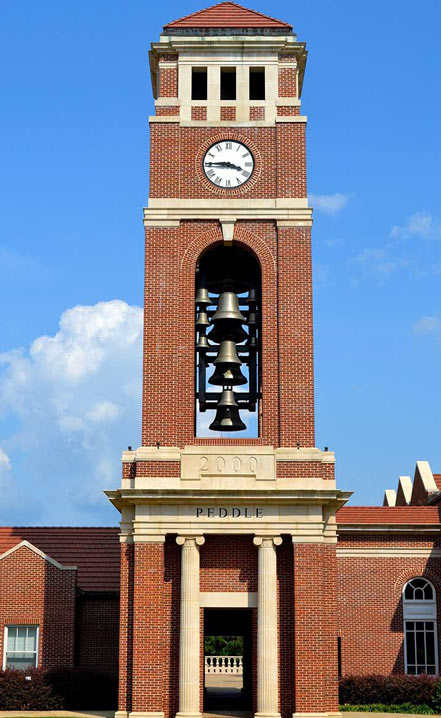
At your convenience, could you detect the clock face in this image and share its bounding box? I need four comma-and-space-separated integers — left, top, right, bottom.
203, 140, 255, 189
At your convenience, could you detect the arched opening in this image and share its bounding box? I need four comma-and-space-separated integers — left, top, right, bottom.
195, 243, 261, 436
403, 577, 438, 675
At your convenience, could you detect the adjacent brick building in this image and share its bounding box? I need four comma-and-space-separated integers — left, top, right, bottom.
1, 4, 440, 718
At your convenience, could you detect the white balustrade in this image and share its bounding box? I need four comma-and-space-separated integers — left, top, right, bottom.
204, 655, 243, 675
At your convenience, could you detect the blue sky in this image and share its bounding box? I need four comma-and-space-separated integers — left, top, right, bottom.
0, 0, 440, 525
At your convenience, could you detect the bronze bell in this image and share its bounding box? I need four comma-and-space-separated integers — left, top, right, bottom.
209, 389, 246, 432
214, 339, 241, 366
211, 292, 245, 323
209, 292, 247, 343
209, 340, 246, 386
195, 288, 211, 306
247, 335, 258, 349
196, 311, 210, 328
247, 311, 257, 327
247, 288, 258, 303
209, 365, 247, 386
196, 334, 209, 350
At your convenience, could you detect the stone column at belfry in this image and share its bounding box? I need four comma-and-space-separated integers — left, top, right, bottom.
176, 536, 205, 718
254, 536, 283, 718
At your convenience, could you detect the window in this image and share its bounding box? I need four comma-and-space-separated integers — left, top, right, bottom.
249, 67, 265, 100
221, 67, 236, 100
3, 626, 39, 670
192, 68, 207, 101
403, 578, 438, 675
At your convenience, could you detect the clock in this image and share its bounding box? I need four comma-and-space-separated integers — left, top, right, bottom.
202, 140, 255, 189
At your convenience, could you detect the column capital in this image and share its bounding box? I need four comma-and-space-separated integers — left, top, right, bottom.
253, 535, 283, 547
176, 535, 205, 546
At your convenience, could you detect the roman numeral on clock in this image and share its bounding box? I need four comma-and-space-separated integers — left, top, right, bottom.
225, 179, 231, 187
214, 176, 222, 185
225, 142, 232, 149
215, 144, 222, 152
207, 169, 215, 177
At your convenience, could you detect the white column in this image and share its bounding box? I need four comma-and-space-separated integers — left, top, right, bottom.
176, 535, 205, 718
253, 536, 282, 718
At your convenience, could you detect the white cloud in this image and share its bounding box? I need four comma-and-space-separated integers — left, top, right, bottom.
390, 211, 441, 240
0, 448, 11, 483
309, 193, 350, 216
352, 247, 409, 277
413, 316, 441, 336
0, 300, 143, 524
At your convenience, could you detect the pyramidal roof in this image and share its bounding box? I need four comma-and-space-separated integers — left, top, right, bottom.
163, 2, 292, 31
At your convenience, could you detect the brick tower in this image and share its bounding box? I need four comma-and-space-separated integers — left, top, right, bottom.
107, 4, 350, 718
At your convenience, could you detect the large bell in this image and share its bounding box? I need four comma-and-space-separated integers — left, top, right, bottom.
196, 311, 210, 328
209, 389, 246, 432
209, 365, 247, 386
208, 340, 246, 386
209, 292, 247, 343
211, 292, 245, 323
195, 288, 211, 306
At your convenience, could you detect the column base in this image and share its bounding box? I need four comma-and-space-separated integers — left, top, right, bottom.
127, 713, 165, 718
176, 712, 202, 718
255, 713, 281, 718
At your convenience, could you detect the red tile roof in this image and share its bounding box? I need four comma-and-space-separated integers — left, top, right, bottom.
337, 506, 441, 525
164, 2, 292, 30
0, 527, 120, 592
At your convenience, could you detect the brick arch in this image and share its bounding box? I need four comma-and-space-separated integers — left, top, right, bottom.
394, 568, 441, 596
179, 223, 276, 278
178, 222, 280, 447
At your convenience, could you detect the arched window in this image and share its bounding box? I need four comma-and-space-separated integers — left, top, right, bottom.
403, 578, 438, 675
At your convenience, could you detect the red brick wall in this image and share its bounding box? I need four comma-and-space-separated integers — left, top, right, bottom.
0, 545, 76, 670
220, 106, 236, 121
142, 220, 314, 448
75, 596, 119, 675
159, 67, 178, 98
148, 125, 307, 199
337, 535, 441, 676
293, 543, 339, 712
191, 106, 207, 121
200, 535, 257, 592
278, 66, 297, 97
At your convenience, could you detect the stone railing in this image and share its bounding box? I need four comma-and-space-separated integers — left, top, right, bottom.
205, 655, 243, 675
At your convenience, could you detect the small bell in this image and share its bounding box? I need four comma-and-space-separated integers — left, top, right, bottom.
195, 288, 211, 306
196, 311, 210, 328
247, 288, 258, 303
247, 311, 257, 327
196, 334, 209, 350
247, 335, 258, 349
209, 389, 246, 432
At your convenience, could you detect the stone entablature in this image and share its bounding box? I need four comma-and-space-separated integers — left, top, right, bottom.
107, 445, 348, 545
120, 445, 335, 489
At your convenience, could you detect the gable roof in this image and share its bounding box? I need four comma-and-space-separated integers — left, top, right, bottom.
337, 506, 441, 526
0, 527, 120, 592
164, 2, 292, 30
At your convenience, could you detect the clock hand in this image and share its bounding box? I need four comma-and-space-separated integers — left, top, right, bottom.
205, 161, 244, 171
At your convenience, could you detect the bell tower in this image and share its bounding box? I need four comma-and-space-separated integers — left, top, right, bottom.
108, 4, 350, 718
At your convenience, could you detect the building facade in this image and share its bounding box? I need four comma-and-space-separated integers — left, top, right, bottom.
1, 4, 441, 718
